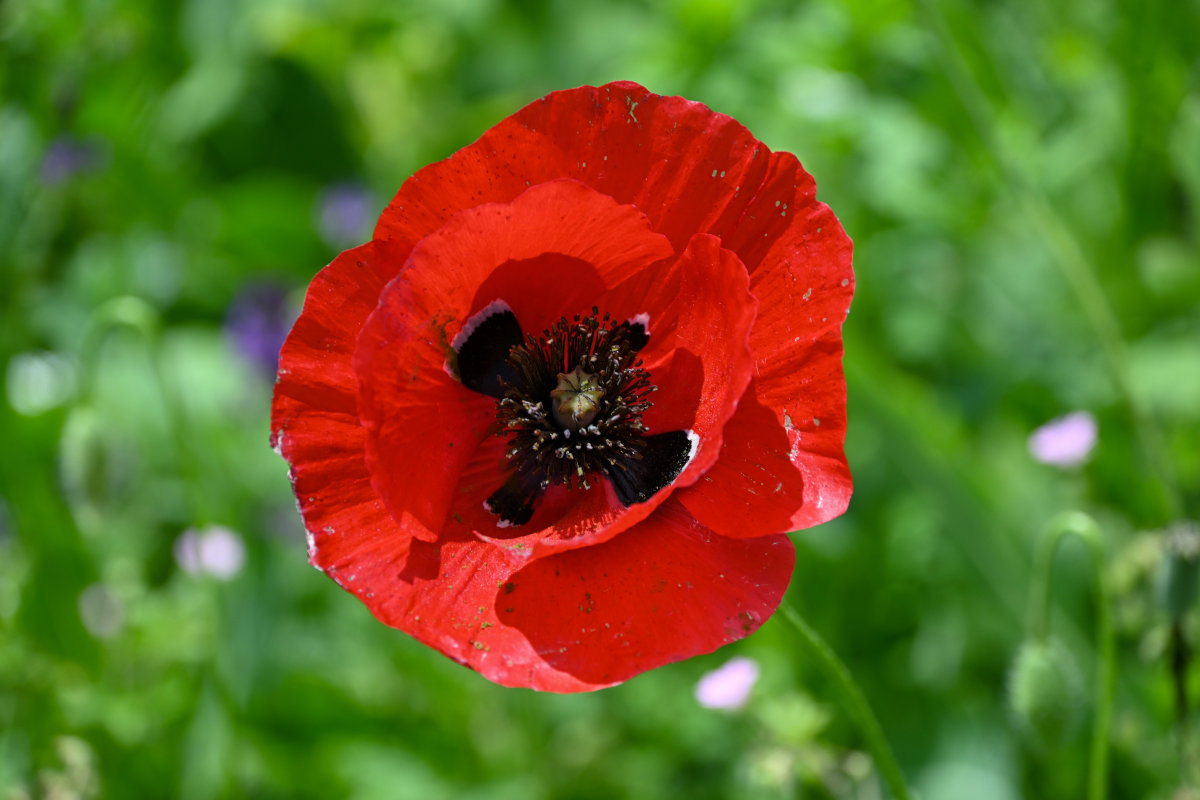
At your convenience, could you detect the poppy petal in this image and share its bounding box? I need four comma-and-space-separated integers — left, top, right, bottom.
310, 499, 792, 692
677, 160, 854, 535
440, 232, 757, 562
270, 242, 441, 545
442, 429, 633, 549
484, 468, 543, 528
374, 82, 832, 274
354, 179, 675, 537
496, 497, 795, 688
309, 522, 601, 692
596, 233, 757, 489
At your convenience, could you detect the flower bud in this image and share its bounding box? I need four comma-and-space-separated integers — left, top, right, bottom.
1008, 638, 1084, 750
1157, 522, 1200, 620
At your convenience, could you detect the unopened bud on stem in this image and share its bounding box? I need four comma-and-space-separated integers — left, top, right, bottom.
1008, 638, 1084, 751
1158, 521, 1200, 620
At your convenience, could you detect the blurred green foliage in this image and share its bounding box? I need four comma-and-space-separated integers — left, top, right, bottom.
2, 0, 1198, 797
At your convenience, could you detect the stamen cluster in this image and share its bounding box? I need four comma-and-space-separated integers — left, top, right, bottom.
497, 308, 655, 491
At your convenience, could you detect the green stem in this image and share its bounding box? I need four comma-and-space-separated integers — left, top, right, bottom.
79, 296, 161, 396
779, 601, 910, 800
1030, 512, 1115, 800
79, 296, 211, 523
916, 0, 1179, 521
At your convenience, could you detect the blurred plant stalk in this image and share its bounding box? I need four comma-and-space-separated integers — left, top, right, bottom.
918, 0, 1182, 524
1026, 512, 1115, 800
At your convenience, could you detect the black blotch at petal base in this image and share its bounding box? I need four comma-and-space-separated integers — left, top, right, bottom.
607, 430, 693, 507
614, 318, 650, 352
456, 305, 524, 398
485, 470, 542, 528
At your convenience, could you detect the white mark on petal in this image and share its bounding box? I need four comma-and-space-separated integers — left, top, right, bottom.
483, 498, 514, 528
628, 312, 651, 336
684, 429, 701, 467
451, 299, 513, 352
446, 299, 515, 379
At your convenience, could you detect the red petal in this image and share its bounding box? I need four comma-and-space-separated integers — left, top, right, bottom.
354, 180, 675, 538
436, 431, 635, 558
496, 497, 795, 688
374, 82, 846, 278
601, 233, 757, 488
311, 521, 602, 692
270, 242, 436, 545
312, 497, 792, 692
369, 85, 854, 534
434, 232, 757, 562
277, 82, 853, 691
677, 154, 854, 535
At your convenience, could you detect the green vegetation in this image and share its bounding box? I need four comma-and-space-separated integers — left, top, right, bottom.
2, 0, 1197, 797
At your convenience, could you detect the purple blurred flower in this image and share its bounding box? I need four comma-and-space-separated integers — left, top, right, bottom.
695, 656, 760, 710
1028, 411, 1098, 467
316, 182, 376, 249
41, 136, 107, 185
174, 525, 246, 580
225, 282, 296, 377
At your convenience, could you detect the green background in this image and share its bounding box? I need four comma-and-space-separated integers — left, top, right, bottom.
2, 0, 1198, 797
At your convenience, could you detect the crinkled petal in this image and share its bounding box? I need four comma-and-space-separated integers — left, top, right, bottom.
599, 233, 756, 488
678, 157, 854, 534
440, 232, 757, 562
374, 82, 839, 278
313, 497, 792, 692
495, 497, 795, 688
370, 84, 853, 532
354, 180, 676, 541
275, 82, 853, 695
270, 242, 431, 544
309, 517, 599, 692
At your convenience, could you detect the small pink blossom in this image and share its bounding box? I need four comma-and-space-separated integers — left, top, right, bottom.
175, 525, 246, 580
695, 656, 760, 710
1028, 411, 1097, 467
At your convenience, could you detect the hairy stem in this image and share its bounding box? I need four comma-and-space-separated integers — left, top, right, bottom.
1030, 511, 1115, 800
779, 601, 910, 800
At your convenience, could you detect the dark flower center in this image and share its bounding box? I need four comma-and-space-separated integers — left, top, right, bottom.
459, 304, 696, 528
496, 308, 656, 494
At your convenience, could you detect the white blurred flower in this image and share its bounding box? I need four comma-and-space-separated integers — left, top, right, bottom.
78, 583, 124, 639
695, 656, 760, 710
1028, 411, 1097, 467
174, 524, 246, 580
5, 351, 76, 415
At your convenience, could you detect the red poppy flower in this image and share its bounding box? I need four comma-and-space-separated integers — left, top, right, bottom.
271, 81, 853, 692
